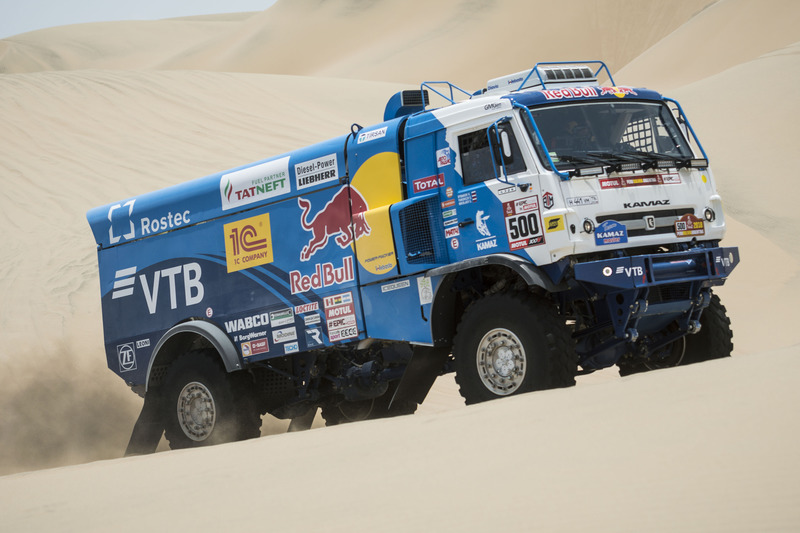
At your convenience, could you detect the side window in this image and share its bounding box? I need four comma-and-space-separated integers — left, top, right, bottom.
458, 123, 527, 185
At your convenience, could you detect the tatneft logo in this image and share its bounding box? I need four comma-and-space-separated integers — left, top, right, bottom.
220, 157, 290, 211
110, 262, 204, 315
224, 213, 273, 273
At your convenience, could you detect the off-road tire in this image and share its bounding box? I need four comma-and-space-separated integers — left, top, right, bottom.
320, 382, 417, 426
681, 292, 733, 365
163, 350, 261, 449
453, 292, 576, 405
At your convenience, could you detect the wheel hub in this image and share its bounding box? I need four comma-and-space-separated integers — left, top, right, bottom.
477, 328, 526, 395
177, 381, 216, 441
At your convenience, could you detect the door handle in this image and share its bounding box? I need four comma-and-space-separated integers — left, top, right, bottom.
459, 219, 474, 228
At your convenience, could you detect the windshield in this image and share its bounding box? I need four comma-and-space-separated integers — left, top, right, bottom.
522, 101, 693, 171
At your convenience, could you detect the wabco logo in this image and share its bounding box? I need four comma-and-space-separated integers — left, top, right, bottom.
224, 213, 273, 273
298, 186, 370, 262
624, 200, 670, 209
224, 312, 269, 334
111, 263, 204, 315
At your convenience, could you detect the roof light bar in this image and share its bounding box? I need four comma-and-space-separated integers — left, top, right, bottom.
676, 158, 709, 170
614, 162, 641, 173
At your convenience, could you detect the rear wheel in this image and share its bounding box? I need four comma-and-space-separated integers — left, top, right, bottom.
163, 350, 261, 449
453, 292, 576, 405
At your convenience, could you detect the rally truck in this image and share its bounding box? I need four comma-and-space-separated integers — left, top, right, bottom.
87, 61, 738, 453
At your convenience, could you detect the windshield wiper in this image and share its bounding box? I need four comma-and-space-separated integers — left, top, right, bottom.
586, 151, 647, 172
555, 154, 609, 177
620, 149, 687, 171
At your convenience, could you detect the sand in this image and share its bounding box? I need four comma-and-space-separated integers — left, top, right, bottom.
1, 0, 798, 530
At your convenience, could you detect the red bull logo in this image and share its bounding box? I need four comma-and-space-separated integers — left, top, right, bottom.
542, 87, 598, 100
297, 186, 370, 261
600, 86, 637, 98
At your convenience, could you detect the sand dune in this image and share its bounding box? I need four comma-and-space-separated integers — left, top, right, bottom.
3, 347, 798, 532
1, 0, 799, 530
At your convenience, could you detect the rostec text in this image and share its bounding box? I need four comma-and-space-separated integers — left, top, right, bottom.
141, 210, 191, 236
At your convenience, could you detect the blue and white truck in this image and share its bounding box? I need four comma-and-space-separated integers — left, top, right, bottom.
87, 62, 738, 453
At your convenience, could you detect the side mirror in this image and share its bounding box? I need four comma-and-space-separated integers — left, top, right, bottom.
500, 130, 513, 159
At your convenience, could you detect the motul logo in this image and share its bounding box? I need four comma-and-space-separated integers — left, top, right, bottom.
623, 200, 670, 209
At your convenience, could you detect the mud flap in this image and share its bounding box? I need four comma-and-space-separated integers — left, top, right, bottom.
389, 346, 450, 409
287, 407, 318, 432
124, 390, 164, 456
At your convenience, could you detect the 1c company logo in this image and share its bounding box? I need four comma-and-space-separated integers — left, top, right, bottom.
224, 213, 274, 273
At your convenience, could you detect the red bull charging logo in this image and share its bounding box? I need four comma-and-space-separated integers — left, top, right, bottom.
600, 86, 637, 98
297, 186, 371, 261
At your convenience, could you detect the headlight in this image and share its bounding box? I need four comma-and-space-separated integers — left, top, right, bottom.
703, 207, 715, 222
583, 219, 595, 233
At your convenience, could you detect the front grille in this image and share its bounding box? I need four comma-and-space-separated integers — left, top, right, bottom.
650, 283, 691, 303
597, 208, 694, 238
398, 196, 448, 265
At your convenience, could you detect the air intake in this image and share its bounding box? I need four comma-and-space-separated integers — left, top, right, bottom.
384, 90, 430, 121
484, 61, 612, 95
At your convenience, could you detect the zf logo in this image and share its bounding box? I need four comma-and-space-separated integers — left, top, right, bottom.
111, 262, 204, 315
117, 343, 137, 372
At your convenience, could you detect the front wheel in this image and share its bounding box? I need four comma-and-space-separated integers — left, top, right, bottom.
453, 292, 576, 405
163, 350, 261, 449
681, 292, 733, 365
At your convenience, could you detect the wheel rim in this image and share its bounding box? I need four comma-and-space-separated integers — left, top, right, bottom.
644, 336, 686, 371
476, 328, 526, 396
176, 381, 217, 441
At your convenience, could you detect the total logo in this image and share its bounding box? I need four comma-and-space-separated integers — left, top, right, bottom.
111, 262, 204, 315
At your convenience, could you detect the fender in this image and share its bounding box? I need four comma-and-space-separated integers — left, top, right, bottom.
145, 320, 242, 392
426, 253, 568, 293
